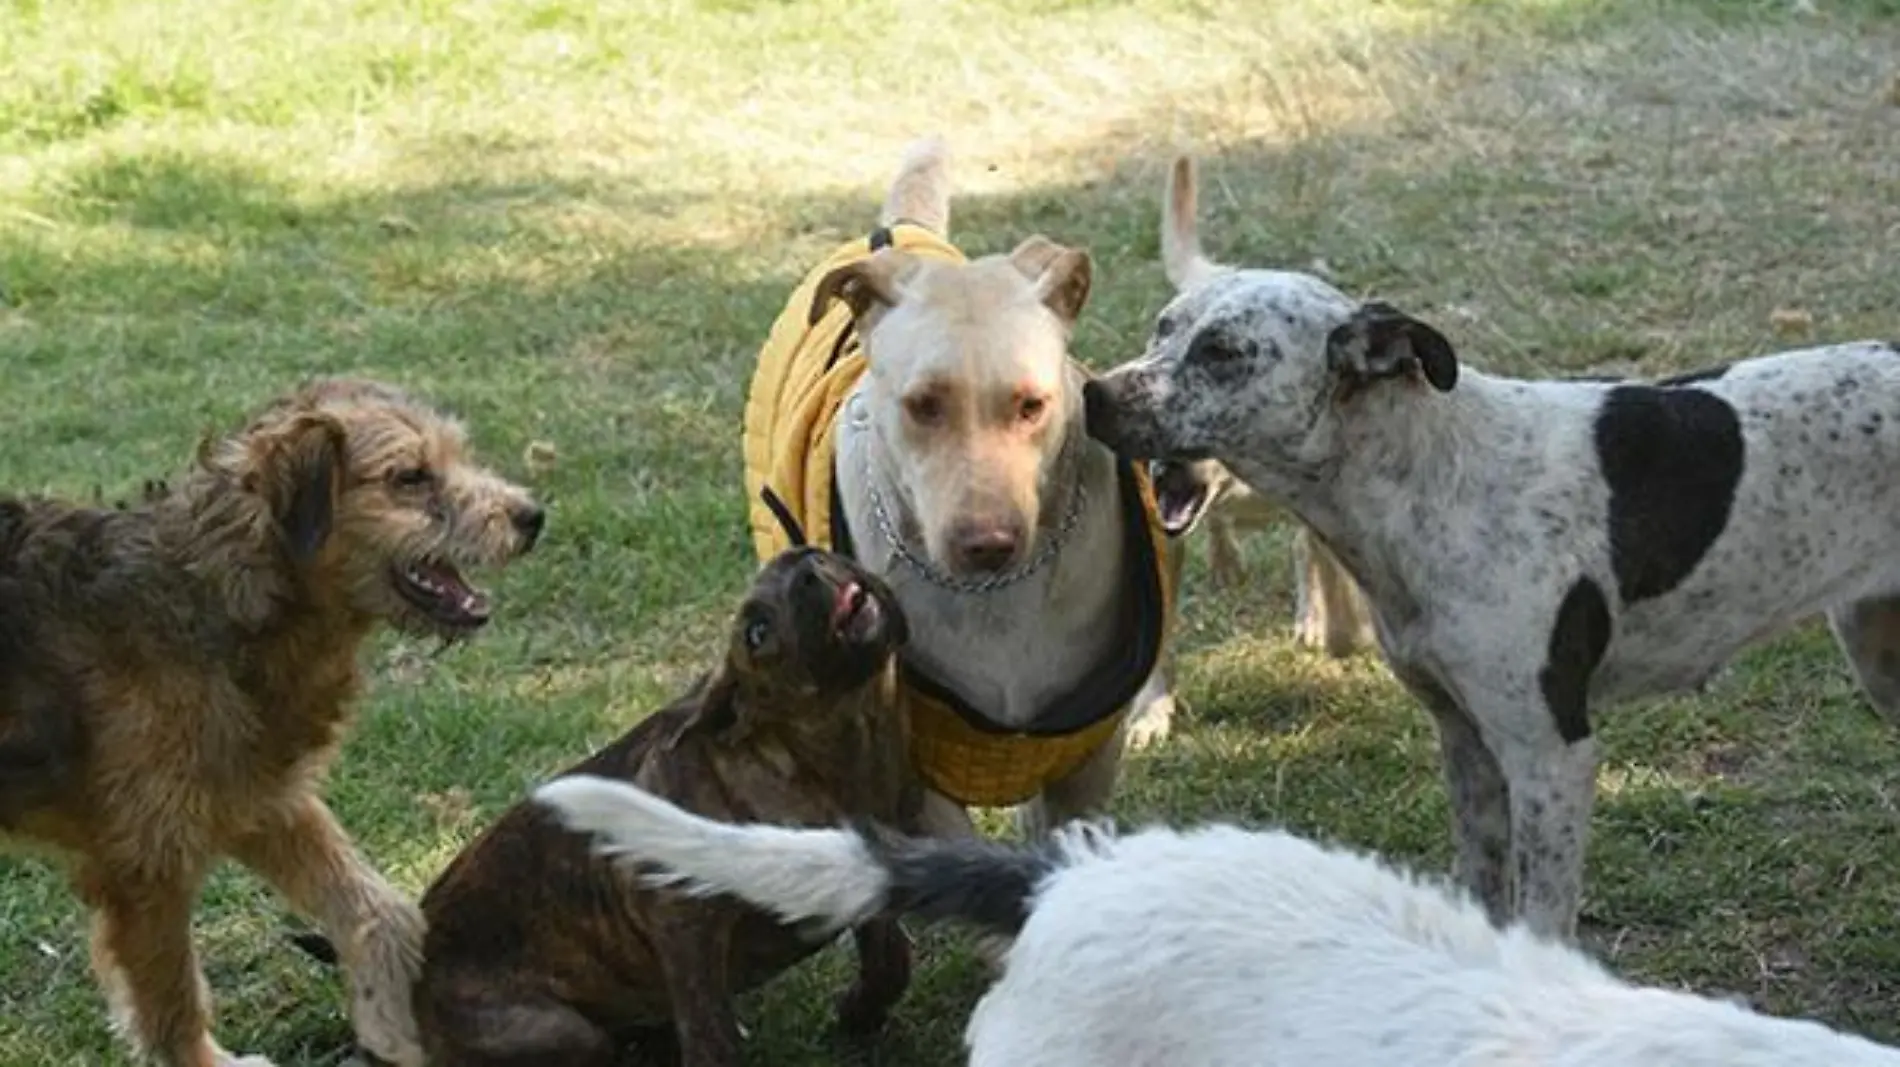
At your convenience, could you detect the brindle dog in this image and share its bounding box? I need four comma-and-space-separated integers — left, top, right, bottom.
411, 494, 920, 1067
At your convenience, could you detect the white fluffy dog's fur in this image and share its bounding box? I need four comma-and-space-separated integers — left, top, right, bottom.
535, 774, 1900, 1067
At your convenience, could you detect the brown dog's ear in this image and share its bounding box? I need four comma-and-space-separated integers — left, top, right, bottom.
1326, 301, 1458, 393
1010, 235, 1093, 325
807, 249, 912, 326
249, 413, 348, 563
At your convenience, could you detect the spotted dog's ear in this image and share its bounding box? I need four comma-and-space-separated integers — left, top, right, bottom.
808, 249, 913, 326
1326, 302, 1458, 393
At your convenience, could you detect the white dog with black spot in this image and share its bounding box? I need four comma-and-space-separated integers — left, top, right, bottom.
534, 774, 1900, 1067
1081, 154, 1900, 940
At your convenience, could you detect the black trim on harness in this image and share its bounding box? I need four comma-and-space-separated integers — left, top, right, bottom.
827, 460, 1165, 739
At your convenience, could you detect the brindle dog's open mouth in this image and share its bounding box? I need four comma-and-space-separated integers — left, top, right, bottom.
391, 559, 492, 632
830, 579, 883, 644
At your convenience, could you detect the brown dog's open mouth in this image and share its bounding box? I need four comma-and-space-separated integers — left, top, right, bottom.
392, 560, 492, 631
831, 579, 883, 643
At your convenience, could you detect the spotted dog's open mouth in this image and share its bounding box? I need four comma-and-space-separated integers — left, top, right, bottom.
830, 579, 883, 643
391, 560, 492, 632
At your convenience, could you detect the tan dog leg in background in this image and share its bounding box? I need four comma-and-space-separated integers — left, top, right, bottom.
1206, 514, 1247, 589
1293, 528, 1377, 659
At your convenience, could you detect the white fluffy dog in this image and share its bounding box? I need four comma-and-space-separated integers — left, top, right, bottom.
535, 774, 1900, 1067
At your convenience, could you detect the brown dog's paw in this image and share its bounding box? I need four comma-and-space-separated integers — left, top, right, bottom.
833, 983, 896, 1037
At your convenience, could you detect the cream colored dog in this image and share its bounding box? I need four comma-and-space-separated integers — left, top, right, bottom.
742, 138, 1178, 855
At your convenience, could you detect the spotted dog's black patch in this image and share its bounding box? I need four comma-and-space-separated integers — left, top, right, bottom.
1655, 363, 1732, 388
857, 820, 1061, 937
1539, 578, 1612, 744
1594, 386, 1745, 603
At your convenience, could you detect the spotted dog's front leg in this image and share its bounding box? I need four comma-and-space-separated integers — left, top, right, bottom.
1396, 669, 1513, 924
1498, 734, 1598, 940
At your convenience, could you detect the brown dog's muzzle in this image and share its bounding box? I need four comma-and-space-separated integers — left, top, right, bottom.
510, 502, 546, 552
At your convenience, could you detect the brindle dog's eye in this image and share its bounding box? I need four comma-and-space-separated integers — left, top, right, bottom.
390, 466, 434, 489
743, 617, 771, 652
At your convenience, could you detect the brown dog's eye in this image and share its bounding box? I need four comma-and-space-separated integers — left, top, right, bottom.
1017, 396, 1047, 423
390, 466, 434, 489
904, 394, 944, 426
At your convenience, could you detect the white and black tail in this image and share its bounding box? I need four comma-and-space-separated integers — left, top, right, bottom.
534, 775, 1094, 938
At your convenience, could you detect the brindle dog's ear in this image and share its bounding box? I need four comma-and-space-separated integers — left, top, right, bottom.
251, 414, 348, 563
1326, 301, 1459, 393
808, 249, 912, 326
662, 673, 744, 751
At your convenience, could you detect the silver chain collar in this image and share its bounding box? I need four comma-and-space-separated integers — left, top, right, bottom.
861, 435, 1090, 596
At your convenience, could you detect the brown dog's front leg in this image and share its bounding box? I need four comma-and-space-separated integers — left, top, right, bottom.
650, 907, 743, 1067
79, 865, 233, 1067
836, 918, 911, 1035
226, 794, 424, 1067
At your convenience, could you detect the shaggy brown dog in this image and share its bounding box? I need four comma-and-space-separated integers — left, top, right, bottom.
413, 541, 918, 1067
0, 378, 544, 1067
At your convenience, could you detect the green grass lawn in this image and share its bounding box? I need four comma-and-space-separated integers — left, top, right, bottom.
4, 0, 1899, 1062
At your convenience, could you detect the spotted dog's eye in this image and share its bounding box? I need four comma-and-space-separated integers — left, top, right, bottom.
1153, 316, 1180, 341
390, 466, 434, 489
1017, 395, 1047, 423
1186, 331, 1241, 364
743, 616, 771, 653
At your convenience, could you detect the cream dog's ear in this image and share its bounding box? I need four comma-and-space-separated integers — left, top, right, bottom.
808, 248, 914, 326
1009, 235, 1092, 326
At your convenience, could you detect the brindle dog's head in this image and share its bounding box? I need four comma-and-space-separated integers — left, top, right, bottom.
726, 546, 909, 702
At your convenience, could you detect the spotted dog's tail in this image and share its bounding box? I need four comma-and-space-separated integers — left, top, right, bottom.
535, 775, 1101, 938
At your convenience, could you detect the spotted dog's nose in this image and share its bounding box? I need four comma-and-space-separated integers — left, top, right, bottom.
1082, 379, 1118, 444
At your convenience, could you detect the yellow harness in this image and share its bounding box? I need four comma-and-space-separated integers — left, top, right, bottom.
742, 224, 1174, 808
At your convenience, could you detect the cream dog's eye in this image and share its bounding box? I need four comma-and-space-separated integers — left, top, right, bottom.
904, 394, 944, 425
